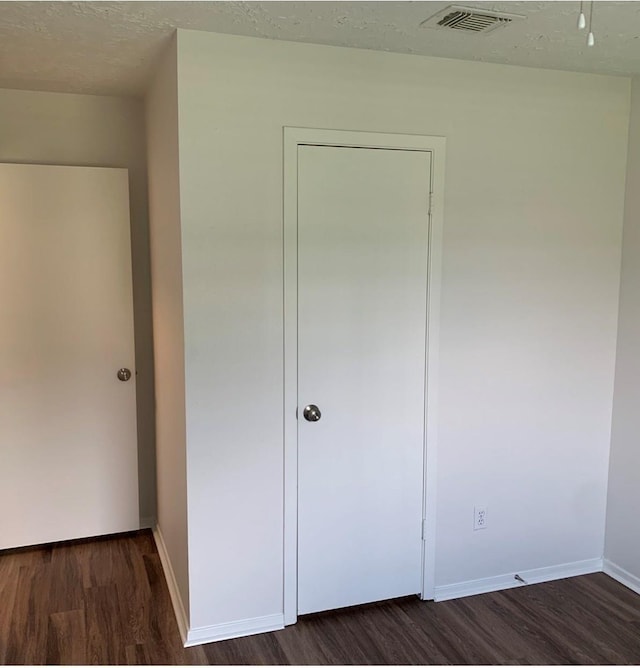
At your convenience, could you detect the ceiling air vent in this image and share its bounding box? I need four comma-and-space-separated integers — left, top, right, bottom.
421, 5, 525, 34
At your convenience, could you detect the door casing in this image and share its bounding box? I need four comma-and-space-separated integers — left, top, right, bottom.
283, 127, 446, 625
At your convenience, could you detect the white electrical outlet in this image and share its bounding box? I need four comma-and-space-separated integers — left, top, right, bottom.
474, 505, 488, 530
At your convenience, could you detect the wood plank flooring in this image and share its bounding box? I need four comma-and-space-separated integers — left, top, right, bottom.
1, 530, 639, 664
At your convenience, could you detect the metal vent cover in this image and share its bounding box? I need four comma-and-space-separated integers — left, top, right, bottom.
421, 5, 525, 34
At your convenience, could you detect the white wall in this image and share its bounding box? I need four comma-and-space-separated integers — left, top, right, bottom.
169, 29, 629, 631
605, 76, 640, 591
145, 36, 190, 618
0, 87, 156, 524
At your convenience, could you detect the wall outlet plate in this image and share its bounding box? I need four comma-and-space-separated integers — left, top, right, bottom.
474, 505, 488, 530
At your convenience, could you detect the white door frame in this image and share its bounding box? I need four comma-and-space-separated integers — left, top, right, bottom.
283, 127, 445, 625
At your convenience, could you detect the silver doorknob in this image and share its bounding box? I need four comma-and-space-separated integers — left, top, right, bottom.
303, 404, 322, 422
117, 368, 132, 382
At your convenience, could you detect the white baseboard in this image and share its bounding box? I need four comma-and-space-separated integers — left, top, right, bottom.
434, 557, 603, 602
603, 559, 640, 596
152, 526, 189, 645
185, 613, 285, 647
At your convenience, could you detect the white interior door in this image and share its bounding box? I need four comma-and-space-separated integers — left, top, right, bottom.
297, 145, 431, 615
0, 163, 139, 550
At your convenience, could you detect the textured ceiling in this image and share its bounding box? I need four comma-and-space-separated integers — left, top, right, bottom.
0, 1, 640, 97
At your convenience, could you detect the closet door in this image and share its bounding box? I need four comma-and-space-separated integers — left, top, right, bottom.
297, 145, 430, 614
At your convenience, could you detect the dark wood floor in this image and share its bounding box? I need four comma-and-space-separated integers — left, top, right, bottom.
1, 530, 639, 665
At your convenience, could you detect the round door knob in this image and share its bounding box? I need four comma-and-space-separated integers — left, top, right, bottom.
303, 404, 321, 422
117, 368, 132, 382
